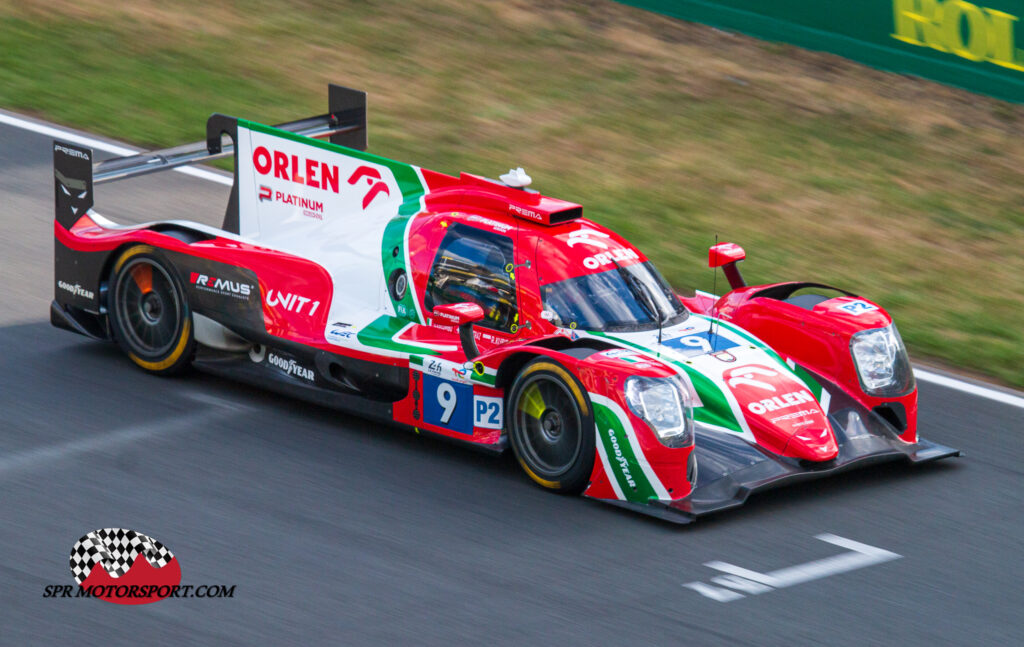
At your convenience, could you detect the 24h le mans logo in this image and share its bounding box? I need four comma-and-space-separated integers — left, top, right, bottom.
68, 528, 182, 605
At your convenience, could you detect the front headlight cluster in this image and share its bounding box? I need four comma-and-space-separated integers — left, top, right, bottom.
850, 324, 915, 397
624, 376, 694, 448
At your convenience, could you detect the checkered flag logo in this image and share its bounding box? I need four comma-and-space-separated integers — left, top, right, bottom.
69, 528, 175, 585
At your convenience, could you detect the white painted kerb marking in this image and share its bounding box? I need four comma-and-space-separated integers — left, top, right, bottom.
4, 109, 1024, 409
684, 534, 901, 602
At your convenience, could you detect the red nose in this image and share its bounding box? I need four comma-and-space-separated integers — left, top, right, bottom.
783, 427, 839, 462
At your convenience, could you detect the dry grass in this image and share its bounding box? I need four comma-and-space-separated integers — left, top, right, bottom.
1, 0, 1022, 385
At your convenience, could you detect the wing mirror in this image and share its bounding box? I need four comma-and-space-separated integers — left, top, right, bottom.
431, 302, 485, 360
708, 242, 747, 290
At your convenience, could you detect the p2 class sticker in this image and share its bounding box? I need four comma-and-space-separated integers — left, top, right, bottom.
473, 395, 503, 430
662, 330, 739, 357
421, 373, 474, 434
837, 300, 879, 315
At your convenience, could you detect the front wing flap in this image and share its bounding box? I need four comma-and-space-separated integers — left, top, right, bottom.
589, 405, 960, 524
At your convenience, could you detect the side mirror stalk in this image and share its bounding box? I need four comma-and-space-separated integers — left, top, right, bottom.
431, 302, 486, 360
708, 242, 747, 290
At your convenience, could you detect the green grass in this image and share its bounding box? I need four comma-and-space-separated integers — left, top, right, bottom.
2, 0, 1022, 386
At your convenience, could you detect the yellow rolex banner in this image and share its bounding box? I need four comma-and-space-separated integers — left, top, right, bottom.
617, 0, 1024, 103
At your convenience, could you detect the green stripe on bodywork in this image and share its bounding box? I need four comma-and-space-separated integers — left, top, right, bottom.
356, 316, 440, 356
381, 214, 424, 322
592, 332, 743, 431
788, 361, 823, 399
471, 371, 496, 386
594, 402, 659, 503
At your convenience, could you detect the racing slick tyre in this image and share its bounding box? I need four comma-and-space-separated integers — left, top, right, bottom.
507, 358, 595, 494
108, 245, 194, 375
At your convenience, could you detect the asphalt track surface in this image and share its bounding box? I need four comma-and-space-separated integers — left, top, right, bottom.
1, 114, 1022, 646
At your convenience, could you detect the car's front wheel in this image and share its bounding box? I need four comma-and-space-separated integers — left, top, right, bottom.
108, 245, 194, 375
507, 358, 595, 494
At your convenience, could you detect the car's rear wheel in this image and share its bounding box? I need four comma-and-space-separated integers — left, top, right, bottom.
108, 245, 194, 375
507, 358, 595, 494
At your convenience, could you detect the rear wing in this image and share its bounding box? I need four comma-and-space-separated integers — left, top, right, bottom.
53, 84, 368, 233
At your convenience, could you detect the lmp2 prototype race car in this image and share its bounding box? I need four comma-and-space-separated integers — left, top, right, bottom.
51, 84, 958, 522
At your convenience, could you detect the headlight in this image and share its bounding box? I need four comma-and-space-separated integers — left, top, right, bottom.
624, 376, 694, 447
850, 324, 915, 397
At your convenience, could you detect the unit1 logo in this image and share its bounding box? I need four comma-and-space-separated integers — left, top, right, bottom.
265, 288, 321, 316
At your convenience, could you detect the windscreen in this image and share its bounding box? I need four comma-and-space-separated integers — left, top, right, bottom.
541, 261, 688, 332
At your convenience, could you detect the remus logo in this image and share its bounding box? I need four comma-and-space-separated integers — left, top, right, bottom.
68, 528, 181, 605
190, 272, 253, 299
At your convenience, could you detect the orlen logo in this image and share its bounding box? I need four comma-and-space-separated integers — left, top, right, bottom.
190, 272, 253, 299
724, 364, 826, 429
746, 390, 816, 415
565, 229, 611, 249
582, 247, 639, 270
726, 365, 780, 393
251, 146, 391, 210
347, 166, 390, 209
265, 288, 321, 316
69, 528, 181, 605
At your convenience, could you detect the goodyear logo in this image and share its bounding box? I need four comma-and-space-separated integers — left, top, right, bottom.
892, 0, 1024, 71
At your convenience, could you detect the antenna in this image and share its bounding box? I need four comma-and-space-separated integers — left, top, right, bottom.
711, 234, 719, 352
658, 299, 665, 346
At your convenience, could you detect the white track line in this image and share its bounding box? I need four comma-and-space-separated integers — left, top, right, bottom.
0, 111, 232, 186
914, 368, 1024, 410
3, 109, 1023, 409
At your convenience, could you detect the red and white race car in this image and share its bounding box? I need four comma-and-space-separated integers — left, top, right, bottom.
51, 84, 958, 522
